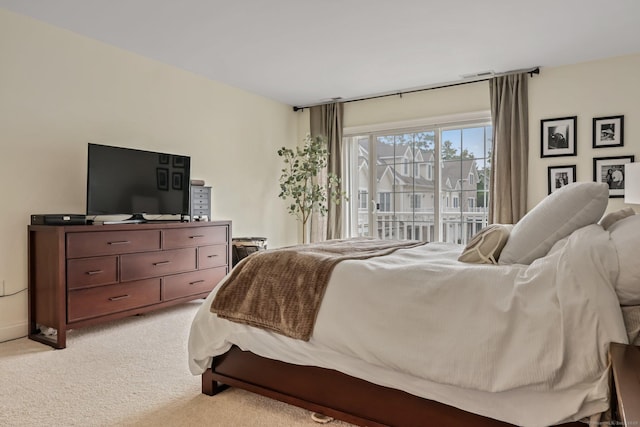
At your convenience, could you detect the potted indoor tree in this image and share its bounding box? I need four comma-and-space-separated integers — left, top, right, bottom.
277, 134, 345, 243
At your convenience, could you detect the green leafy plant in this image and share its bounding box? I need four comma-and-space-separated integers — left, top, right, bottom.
278, 134, 346, 243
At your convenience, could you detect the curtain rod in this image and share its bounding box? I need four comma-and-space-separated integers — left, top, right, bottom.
293, 66, 540, 112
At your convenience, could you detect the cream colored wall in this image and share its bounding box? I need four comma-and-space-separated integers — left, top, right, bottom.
0, 9, 299, 342
295, 81, 491, 133
529, 54, 640, 211
297, 54, 640, 218
344, 82, 491, 127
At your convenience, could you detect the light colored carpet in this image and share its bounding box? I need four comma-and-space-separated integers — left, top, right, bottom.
0, 301, 353, 427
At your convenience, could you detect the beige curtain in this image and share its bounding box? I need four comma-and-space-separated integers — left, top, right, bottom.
489, 73, 529, 224
309, 102, 344, 241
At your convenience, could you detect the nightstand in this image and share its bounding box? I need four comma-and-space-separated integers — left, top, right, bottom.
609, 342, 640, 425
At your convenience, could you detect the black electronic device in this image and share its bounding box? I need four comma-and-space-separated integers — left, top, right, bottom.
86, 143, 191, 223
31, 214, 87, 226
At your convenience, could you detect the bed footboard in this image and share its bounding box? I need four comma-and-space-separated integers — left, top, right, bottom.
202, 346, 589, 427
201, 368, 229, 396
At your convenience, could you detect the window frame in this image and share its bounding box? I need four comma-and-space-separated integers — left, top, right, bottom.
342, 111, 492, 243
358, 190, 368, 210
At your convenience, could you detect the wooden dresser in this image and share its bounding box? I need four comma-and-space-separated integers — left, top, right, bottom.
28, 220, 231, 349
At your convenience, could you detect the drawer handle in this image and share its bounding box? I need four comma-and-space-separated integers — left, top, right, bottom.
108, 240, 131, 245
86, 270, 104, 275
207, 254, 219, 258
189, 235, 205, 239
189, 280, 205, 285
153, 261, 171, 266
108, 294, 130, 301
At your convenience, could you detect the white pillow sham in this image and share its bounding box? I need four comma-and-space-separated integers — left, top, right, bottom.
608, 214, 640, 305
499, 182, 609, 265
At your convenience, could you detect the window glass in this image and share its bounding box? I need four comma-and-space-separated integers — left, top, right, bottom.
344, 121, 491, 244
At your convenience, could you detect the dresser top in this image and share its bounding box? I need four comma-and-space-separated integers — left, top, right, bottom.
29, 219, 231, 233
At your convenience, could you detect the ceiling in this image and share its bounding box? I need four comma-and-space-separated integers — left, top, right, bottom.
2, 0, 640, 108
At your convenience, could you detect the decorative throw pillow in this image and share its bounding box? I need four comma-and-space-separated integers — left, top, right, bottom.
599, 207, 635, 230
608, 214, 640, 305
499, 182, 609, 265
458, 224, 513, 264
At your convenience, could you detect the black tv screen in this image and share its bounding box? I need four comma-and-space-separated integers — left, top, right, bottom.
86, 143, 191, 220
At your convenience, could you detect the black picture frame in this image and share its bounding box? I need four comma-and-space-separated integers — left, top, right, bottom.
592, 115, 624, 148
173, 156, 185, 168
541, 116, 577, 158
172, 172, 183, 190
593, 155, 635, 198
547, 165, 576, 194
156, 168, 169, 191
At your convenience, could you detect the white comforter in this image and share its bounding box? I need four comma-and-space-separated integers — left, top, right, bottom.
188, 224, 628, 427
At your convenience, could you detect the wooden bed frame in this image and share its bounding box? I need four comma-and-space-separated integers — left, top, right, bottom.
201, 345, 590, 427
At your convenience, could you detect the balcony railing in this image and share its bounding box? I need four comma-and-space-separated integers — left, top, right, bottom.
357, 210, 488, 244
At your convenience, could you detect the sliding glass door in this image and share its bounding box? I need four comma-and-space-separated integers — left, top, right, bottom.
345, 120, 492, 244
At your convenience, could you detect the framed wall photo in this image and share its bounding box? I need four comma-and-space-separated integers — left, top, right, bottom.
541, 116, 577, 158
173, 156, 185, 168
593, 155, 635, 198
172, 172, 183, 190
593, 115, 624, 148
547, 165, 576, 194
156, 168, 169, 191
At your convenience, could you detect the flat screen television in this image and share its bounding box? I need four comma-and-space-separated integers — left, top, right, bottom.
86, 143, 191, 222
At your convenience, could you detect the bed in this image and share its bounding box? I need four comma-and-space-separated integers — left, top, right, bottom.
188, 182, 640, 427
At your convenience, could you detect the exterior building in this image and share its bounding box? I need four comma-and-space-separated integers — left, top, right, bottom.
357, 139, 488, 244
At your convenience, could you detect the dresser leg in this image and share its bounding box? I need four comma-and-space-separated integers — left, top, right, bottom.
28, 327, 66, 349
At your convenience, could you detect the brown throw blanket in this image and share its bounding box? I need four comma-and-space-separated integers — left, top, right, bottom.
210, 238, 427, 341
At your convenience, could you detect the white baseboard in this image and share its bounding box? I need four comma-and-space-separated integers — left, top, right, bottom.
0, 321, 28, 343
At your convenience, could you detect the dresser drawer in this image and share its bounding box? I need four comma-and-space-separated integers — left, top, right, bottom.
198, 244, 228, 269
163, 226, 227, 249
67, 230, 161, 258
120, 248, 196, 282
192, 202, 209, 210
67, 256, 118, 290
191, 186, 210, 196
67, 278, 161, 322
162, 267, 226, 300
191, 193, 209, 203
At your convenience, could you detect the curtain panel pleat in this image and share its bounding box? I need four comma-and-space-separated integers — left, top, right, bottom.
310, 102, 344, 242
489, 73, 529, 224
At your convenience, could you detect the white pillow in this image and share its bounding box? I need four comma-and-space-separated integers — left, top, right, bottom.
499, 182, 609, 265
458, 224, 513, 264
608, 214, 640, 305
